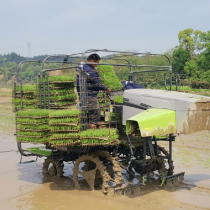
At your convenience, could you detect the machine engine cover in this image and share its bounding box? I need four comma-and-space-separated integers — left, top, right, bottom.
123, 89, 210, 135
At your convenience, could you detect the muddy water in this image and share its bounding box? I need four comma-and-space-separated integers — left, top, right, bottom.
0, 93, 210, 209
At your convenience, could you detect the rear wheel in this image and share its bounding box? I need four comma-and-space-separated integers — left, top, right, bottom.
73, 155, 111, 194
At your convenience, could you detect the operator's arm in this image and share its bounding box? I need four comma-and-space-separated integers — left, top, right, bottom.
86, 69, 111, 92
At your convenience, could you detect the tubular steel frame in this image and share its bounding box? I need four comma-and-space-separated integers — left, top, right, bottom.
15, 50, 174, 173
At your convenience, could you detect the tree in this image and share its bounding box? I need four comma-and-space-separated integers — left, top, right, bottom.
200, 69, 210, 84
178, 28, 202, 58
172, 47, 191, 74
199, 31, 210, 49
184, 60, 199, 80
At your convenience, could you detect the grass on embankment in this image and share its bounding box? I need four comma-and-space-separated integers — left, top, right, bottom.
0, 87, 15, 135
161, 86, 210, 97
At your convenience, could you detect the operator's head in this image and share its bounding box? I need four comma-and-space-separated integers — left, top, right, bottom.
87, 53, 100, 68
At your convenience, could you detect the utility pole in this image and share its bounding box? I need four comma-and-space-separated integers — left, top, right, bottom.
27, 42, 31, 59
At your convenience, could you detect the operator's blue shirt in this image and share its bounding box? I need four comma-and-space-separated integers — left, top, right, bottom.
76, 64, 108, 97
121, 81, 144, 90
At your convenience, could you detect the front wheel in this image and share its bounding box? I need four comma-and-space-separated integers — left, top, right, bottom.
42, 157, 64, 177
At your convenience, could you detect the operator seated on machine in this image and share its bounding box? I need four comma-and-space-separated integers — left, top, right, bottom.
76, 53, 112, 129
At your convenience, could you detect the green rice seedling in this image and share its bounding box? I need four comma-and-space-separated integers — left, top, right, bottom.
15, 98, 37, 104
17, 124, 49, 130
16, 84, 37, 92
51, 89, 75, 95
99, 103, 107, 107
81, 137, 119, 145
50, 93, 77, 101
16, 104, 38, 109
50, 133, 79, 140
38, 75, 76, 84
50, 139, 79, 146
16, 118, 48, 124
17, 130, 49, 137
80, 128, 118, 138
50, 124, 81, 132
17, 136, 49, 143
49, 117, 79, 124
114, 95, 123, 104
97, 92, 103, 97
52, 101, 76, 107
49, 109, 80, 118
97, 64, 123, 91
98, 98, 105, 103
13, 84, 38, 110
39, 75, 75, 83
23, 148, 54, 157
17, 109, 49, 117
50, 75, 76, 82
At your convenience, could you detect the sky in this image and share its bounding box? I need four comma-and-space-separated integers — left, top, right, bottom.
0, 0, 210, 57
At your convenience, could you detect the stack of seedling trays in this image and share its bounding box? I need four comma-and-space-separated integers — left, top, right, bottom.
97, 91, 111, 110
13, 84, 37, 110
49, 109, 81, 146
80, 128, 119, 146
16, 109, 50, 143
39, 76, 77, 109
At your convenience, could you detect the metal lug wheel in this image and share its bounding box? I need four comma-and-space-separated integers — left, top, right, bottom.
73, 155, 111, 194
42, 157, 64, 177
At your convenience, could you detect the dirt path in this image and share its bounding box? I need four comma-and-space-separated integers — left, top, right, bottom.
0, 92, 210, 210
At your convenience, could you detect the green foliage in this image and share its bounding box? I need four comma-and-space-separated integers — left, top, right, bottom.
199, 31, 210, 50
172, 47, 191, 74
178, 28, 202, 58
190, 88, 210, 97
184, 60, 199, 79
201, 69, 210, 84
97, 64, 123, 91
160, 85, 191, 91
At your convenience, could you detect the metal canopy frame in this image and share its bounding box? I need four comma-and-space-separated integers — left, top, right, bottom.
41, 49, 172, 90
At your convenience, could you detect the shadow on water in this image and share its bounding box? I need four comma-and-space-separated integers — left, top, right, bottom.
184, 174, 210, 182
